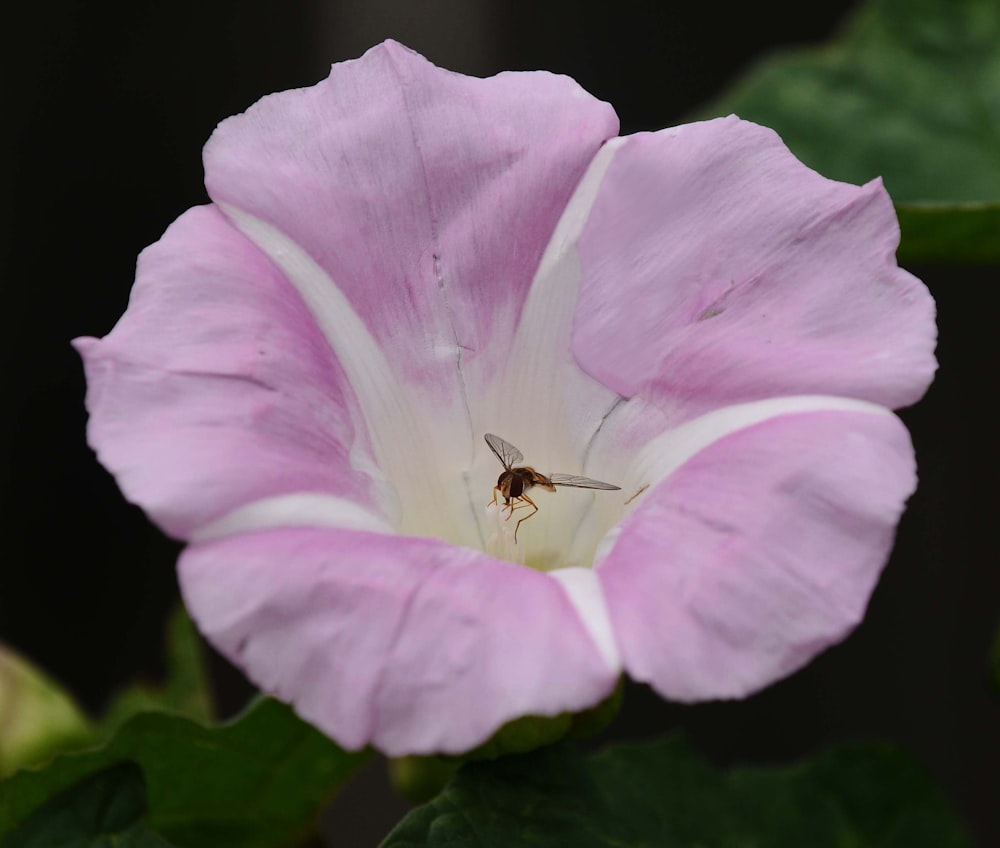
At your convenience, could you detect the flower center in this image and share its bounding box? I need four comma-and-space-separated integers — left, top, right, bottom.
384, 434, 627, 573
482, 501, 571, 572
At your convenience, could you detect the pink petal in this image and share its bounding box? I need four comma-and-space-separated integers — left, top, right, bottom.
74, 205, 380, 539
179, 528, 620, 755
598, 405, 916, 701
572, 118, 936, 422
203, 40, 619, 392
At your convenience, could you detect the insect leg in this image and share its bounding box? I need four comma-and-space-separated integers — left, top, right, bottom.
503, 498, 534, 521
513, 494, 538, 543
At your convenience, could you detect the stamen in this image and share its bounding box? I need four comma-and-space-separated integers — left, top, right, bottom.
483, 501, 576, 572
484, 502, 525, 566
624, 484, 649, 505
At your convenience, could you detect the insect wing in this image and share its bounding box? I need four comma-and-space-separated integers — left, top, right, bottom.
484, 433, 524, 470
549, 473, 621, 491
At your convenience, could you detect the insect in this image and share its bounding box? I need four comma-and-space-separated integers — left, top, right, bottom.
485, 433, 621, 542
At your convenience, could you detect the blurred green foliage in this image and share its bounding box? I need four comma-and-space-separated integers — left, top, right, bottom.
382, 737, 972, 848
702, 0, 1000, 263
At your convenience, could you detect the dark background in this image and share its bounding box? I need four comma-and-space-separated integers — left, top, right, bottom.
4, 1, 997, 845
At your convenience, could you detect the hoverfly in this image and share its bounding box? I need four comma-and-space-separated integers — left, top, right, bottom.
485, 433, 621, 542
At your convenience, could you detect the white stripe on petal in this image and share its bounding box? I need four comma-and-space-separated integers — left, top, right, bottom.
513, 139, 624, 359
630, 395, 891, 492
549, 566, 621, 672
218, 204, 478, 548
499, 138, 625, 467
581, 394, 894, 565
470, 141, 627, 563
191, 493, 395, 542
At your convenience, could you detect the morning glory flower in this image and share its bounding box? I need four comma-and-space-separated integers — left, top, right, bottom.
74, 41, 936, 756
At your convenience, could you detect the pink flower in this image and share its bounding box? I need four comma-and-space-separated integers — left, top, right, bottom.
74, 41, 936, 756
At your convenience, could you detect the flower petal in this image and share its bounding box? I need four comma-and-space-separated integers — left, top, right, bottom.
179, 528, 621, 755
572, 117, 936, 421
73, 205, 384, 539
597, 403, 916, 701
203, 40, 619, 393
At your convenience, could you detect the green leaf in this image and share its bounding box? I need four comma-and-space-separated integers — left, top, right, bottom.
1, 763, 177, 848
381, 737, 971, 847
895, 203, 1000, 264
700, 0, 1000, 263
0, 698, 369, 848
